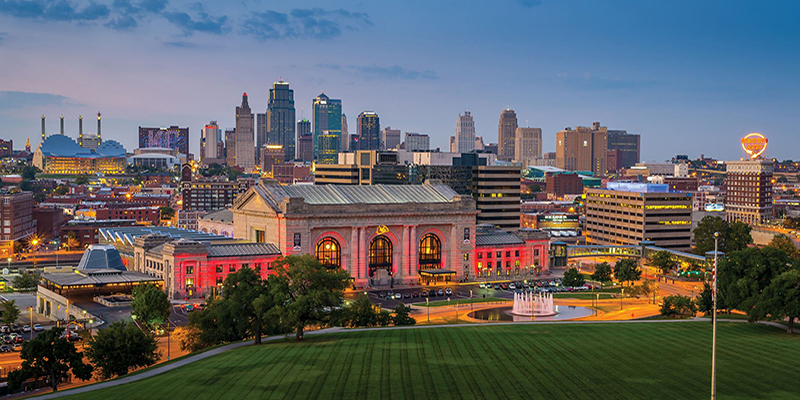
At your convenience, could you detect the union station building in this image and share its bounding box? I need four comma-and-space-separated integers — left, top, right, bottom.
232, 183, 550, 288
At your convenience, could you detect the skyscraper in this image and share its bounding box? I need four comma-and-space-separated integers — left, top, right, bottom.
201, 121, 224, 165
235, 93, 255, 172
498, 109, 518, 161
455, 111, 476, 153
725, 159, 773, 225
607, 130, 641, 169
514, 127, 542, 162
356, 111, 380, 151
404, 132, 430, 151
556, 122, 607, 177
139, 126, 190, 155
297, 118, 313, 162
267, 80, 296, 161
381, 126, 401, 150
341, 113, 349, 152
313, 92, 342, 164
225, 128, 236, 166
256, 113, 267, 149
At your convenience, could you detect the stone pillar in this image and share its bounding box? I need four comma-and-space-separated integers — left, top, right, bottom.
410, 225, 418, 276
401, 225, 409, 281
450, 224, 458, 277
394, 226, 404, 281
350, 228, 359, 279
358, 227, 365, 279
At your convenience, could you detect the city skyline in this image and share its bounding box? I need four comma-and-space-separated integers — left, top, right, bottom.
1, 1, 798, 161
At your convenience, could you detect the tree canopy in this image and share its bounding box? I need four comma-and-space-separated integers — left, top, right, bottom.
766, 234, 800, 260
561, 267, 586, 288
8, 327, 93, 392
650, 250, 677, 275
86, 321, 160, 379
591, 262, 613, 282
614, 259, 642, 286
131, 283, 171, 331
1, 299, 20, 326
693, 216, 752, 255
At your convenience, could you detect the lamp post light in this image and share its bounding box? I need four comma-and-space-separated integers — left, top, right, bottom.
711, 231, 719, 400
426, 297, 430, 322
470, 289, 473, 311
620, 288, 624, 311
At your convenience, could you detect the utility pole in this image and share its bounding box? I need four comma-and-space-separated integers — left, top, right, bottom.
711, 232, 719, 400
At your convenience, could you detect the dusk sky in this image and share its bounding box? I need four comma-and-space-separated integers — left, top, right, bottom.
1, 0, 798, 161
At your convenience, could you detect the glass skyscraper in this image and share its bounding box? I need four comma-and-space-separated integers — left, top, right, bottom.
267, 80, 296, 161
313, 92, 342, 164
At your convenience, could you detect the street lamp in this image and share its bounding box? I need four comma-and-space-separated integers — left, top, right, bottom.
470, 290, 473, 311
711, 231, 719, 400
620, 288, 625, 311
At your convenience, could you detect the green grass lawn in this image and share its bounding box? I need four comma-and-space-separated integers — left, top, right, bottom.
58, 322, 800, 400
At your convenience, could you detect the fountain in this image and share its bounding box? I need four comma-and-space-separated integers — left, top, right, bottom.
511, 291, 557, 317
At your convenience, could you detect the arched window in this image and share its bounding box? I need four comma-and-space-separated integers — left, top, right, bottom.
418, 233, 441, 270
368, 236, 393, 276
316, 237, 341, 268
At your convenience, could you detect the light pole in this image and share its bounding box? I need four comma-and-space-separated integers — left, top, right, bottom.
620, 288, 624, 311
426, 297, 430, 322
470, 290, 473, 311
711, 231, 719, 400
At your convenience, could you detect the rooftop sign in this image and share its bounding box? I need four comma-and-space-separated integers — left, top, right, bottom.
741, 133, 768, 159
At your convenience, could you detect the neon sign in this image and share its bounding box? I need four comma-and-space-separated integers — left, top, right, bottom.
741, 133, 768, 159
376, 225, 389, 235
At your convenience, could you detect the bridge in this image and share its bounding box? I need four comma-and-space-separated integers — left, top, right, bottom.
551, 241, 707, 268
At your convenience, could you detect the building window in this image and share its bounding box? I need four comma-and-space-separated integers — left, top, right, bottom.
477, 253, 483, 260
418, 233, 442, 271
255, 263, 261, 273
506, 251, 510, 257
487, 252, 492, 259
534, 249, 539, 256
185, 265, 193, 275
216, 265, 223, 273
487, 261, 492, 269
185, 278, 194, 287
506, 261, 511, 269
229, 265, 236, 272
515, 250, 520, 257
463, 253, 469, 261
216, 277, 223, 286
496, 252, 502, 258
368, 236, 393, 276
255, 229, 265, 243
242, 263, 249, 269
316, 237, 341, 268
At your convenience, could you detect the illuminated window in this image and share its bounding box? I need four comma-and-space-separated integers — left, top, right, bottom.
229, 265, 235, 273
463, 253, 469, 261
478, 253, 483, 259
185, 265, 193, 275
316, 237, 341, 268
216, 277, 223, 286
515, 250, 520, 257
185, 278, 194, 287
216, 265, 222, 273
418, 233, 441, 270
255, 229, 265, 243
368, 236, 393, 276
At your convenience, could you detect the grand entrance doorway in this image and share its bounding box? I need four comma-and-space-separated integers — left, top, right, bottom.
369, 236, 393, 286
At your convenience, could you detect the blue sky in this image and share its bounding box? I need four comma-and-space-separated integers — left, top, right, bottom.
0, 0, 798, 161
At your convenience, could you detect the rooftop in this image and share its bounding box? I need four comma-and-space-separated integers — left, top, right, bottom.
99, 226, 231, 247
605, 182, 669, 193
207, 242, 281, 257
199, 209, 233, 224
76, 244, 127, 271
38, 135, 126, 158
254, 183, 460, 207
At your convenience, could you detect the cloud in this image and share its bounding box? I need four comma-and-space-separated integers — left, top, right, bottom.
556, 72, 655, 91
0, 91, 84, 110
0, 0, 110, 21
163, 4, 229, 35
163, 40, 196, 48
105, 14, 137, 30
317, 64, 440, 81
242, 8, 371, 41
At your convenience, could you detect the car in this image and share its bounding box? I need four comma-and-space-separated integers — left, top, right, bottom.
412, 292, 420, 298
403, 292, 411, 299
523, 283, 530, 288
421, 291, 429, 298
493, 283, 500, 290
395, 293, 402, 300
478, 282, 486, 289
437, 289, 444, 296
509, 283, 516, 290
22, 325, 31, 333
13, 336, 23, 344
11, 324, 20, 333
33, 324, 43, 332
12, 343, 22, 352
444, 288, 452, 296
378, 291, 386, 298
0, 326, 9, 334
500, 283, 509, 290
386, 291, 394, 298
429, 290, 437, 297
0, 345, 9, 353
2, 336, 11, 344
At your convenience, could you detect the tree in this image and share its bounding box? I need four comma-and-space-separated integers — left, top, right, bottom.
53, 185, 69, 196
392, 303, 416, 326
340, 293, 381, 328
591, 262, 613, 282
74, 175, 90, 185
767, 234, 800, 260
20, 166, 39, 181
131, 284, 171, 332
650, 250, 677, 275
8, 327, 93, 392
12, 271, 41, 290
727, 221, 753, 252
561, 267, 586, 288
693, 216, 730, 255
718, 247, 792, 318
86, 321, 160, 379
172, 325, 203, 352
614, 259, 642, 286
749, 267, 800, 334
159, 206, 175, 221
627, 279, 659, 302
1, 300, 20, 326
660, 295, 698, 318
268, 255, 351, 340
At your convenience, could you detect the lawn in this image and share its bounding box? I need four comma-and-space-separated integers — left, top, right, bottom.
60, 322, 800, 400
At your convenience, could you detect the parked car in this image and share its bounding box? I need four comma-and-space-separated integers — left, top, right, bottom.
378, 291, 387, 298
444, 288, 452, 296
22, 325, 31, 333
11, 324, 20, 332
2, 335, 11, 344
13, 336, 23, 344
386, 291, 394, 299
12, 343, 22, 352
509, 283, 516, 290
478, 282, 486, 289
403, 292, 411, 299
395, 293, 402, 300
0, 345, 10, 353
493, 283, 501, 290
33, 324, 44, 332
437, 289, 444, 296
429, 290, 437, 297
421, 291, 429, 298
0, 326, 9, 334
412, 292, 420, 298
500, 283, 509, 290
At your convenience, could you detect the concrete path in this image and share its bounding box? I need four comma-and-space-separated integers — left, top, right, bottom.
32, 316, 789, 399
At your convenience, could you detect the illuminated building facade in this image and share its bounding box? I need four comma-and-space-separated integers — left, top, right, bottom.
498, 109, 518, 162
313, 93, 342, 164
267, 80, 296, 161
725, 159, 773, 225
474, 225, 550, 280
33, 135, 126, 175
584, 182, 693, 251
0, 190, 35, 257
355, 111, 380, 151
138, 126, 189, 156
556, 122, 608, 177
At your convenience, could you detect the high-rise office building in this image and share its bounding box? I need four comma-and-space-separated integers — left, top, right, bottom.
256, 113, 267, 149
404, 132, 430, 151
296, 118, 312, 162
514, 127, 542, 162
341, 113, 349, 152
556, 121, 607, 177
267, 80, 296, 161
313, 93, 342, 164
607, 130, 641, 170
356, 111, 380, 151
456, 111, 476, 153
235, 93, 255, 172
200, 121, 224, 165
498, 109, 518, 161
725, 159, 774, 225
380, 126, 401, 150
139, 126, 189, 155
224, 128, 235, 166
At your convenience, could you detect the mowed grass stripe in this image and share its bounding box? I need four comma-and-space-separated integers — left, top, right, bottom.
59, 322, 800, 400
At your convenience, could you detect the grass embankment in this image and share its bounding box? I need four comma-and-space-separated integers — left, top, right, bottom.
60, 322, 800, 400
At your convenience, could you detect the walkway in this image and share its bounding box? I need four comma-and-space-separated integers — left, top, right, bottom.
31, 316, 791, 399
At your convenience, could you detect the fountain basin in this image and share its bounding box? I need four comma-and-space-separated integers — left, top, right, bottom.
468, 305, 593, 322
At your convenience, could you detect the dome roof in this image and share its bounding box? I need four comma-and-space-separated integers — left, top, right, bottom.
38, 135, 127, 158
76, 244, 127, 271
97, 140, 127, 157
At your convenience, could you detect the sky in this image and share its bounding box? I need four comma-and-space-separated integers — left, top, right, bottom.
0, 0, 798, 161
